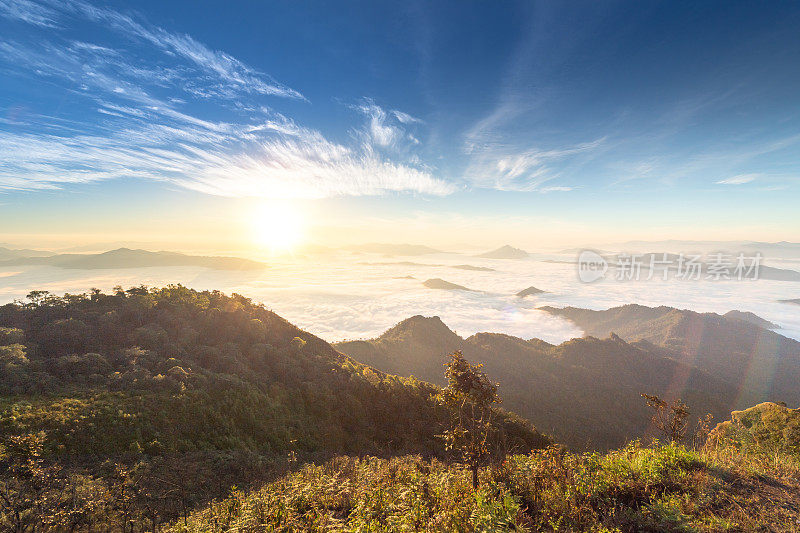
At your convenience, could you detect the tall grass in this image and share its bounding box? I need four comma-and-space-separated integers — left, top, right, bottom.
171, 440, 800, 532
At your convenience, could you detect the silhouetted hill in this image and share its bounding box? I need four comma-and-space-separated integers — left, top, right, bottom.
452, 264, 495, 271
0, 248, 266, 270
541, 304, 800, 408
478, 245, 529, 259
0, 246, 53, 260
516, 286, 545, 297
422, 278, 475, 291
336, 316, 737, 449
781, 298, 800, 305
360, 261, 494, 271
757, 265, 800, 281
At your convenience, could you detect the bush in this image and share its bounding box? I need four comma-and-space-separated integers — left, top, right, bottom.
0, 327, 24, 345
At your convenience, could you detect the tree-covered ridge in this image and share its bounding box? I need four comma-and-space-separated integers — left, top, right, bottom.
540, 304, 800, 408
0, 286, 548, 530
335, 316, 737, 450
0, 286, 546, 459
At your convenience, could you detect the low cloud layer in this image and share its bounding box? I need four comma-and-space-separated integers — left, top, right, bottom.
2, 254, 800, 344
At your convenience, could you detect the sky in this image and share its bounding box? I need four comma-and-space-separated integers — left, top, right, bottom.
1, 0, 799, 252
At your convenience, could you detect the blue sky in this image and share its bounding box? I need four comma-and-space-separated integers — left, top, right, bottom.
1, 0, 799, 249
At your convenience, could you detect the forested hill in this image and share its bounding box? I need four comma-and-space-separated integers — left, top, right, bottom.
541, 303, 800, 408
0, 286, 547, 528
0, 286, 546, 458
335, 315, 739, 450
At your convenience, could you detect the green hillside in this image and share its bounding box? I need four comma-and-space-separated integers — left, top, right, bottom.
0, 286, 547, 530
336, 316, 736, 450
710, 402, 800, 454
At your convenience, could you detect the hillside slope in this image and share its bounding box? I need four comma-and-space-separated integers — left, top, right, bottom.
710, 402, 800, 453
541, 304, 800, 407
0, 287, 547, 528
336, 316, 736, 449
172, 440, 800, 532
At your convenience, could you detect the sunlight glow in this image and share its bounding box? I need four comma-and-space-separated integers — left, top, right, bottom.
251, 203, 305, 251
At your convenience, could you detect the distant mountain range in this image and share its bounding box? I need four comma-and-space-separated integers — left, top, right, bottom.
335, 315, 734, 449
0, 246, 53, 260
604, 240, 800, 259
540, 304, 800, 409
336, 304, 800, 450
360, 261, 495, 272
549, 252, 800, 281
452, 264, 495, 271
478, 245, 529, 259
0, 248, 267, 270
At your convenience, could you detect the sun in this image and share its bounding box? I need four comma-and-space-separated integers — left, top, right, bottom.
251, 203, 305, 251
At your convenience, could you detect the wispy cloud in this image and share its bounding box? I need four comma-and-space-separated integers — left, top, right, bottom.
0, 0, 452, 199
540, 185, 575, 193
463, 138, 603, 192
348, 98, 424, 151
391, 109, 423, 125
351, 99, 400, 148
716, 173, 759, 185
60, 0, 305, 101
0, 110, 453, 198
0, 0, 58, 27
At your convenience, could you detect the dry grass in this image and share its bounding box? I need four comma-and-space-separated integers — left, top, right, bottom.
169, 441, 800, 532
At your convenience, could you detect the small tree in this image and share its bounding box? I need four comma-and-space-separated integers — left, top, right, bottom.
641, 393, 690, 443
438, 351, 500, 489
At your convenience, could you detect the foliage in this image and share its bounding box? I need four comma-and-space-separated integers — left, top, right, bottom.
0, 432, 102, 531
708, 401, 800, 455
437, 350, 500, 488
641, 393, 690, 443
171, 441, 800, 532
0, 285, 548, 529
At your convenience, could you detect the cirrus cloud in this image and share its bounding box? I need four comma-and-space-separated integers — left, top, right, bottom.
0, 0, 451, 199
716, 173, 759, 185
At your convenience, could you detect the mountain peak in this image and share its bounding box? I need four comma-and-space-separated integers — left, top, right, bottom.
478, 245, 529, 259
723, 310, 779, 329
516, 286, 545, 297
422, 278, 474, 291
382, 315, 459, 341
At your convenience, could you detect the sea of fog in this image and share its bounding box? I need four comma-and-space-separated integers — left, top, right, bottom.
2, 252, 800, 343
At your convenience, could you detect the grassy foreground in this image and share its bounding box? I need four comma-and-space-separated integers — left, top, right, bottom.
170, 441, 800, 532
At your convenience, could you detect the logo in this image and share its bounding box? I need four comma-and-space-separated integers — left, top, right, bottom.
578, 250, 607, 283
